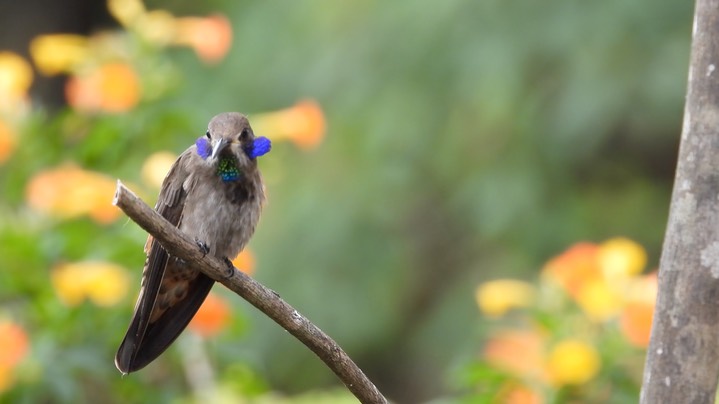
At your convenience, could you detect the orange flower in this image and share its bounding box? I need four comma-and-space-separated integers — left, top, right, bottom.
251, 100, 326, 149
231, 249, 255, 275
66, 62, 140, 113
0, 119, 16, 164
25, 164, 120, 223
174, 15, 232, 63
542, 242, 601, 299
0, 320, 29, 393
0, 321, 29, 369
497, 383, 544, 404
620, 272, 657, 347
620, 302, 654, 347
484, 330, 547, 382
30, 34, 89, 75
189, 293, 231, 338
52, 261, 130, 307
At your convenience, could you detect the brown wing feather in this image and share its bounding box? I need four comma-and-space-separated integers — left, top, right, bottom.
115, 149, 214, 374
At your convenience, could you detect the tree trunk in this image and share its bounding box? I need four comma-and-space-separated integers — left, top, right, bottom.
640, 0, 719, 402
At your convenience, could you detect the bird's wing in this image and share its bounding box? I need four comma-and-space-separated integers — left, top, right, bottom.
115, 149, 214, 374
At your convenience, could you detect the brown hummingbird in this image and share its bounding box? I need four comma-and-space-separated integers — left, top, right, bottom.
115, 112, 271, 374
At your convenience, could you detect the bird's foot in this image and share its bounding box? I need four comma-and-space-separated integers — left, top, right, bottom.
223, 257, 235, 278
195, 239, 210, 257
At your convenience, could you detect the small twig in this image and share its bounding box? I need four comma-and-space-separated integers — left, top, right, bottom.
113, 181, 387, 404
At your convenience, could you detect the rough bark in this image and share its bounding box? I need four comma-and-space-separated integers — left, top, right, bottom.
113, 181, 387, 404
640, 1, 719, 402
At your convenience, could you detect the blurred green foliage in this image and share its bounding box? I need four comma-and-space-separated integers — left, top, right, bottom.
0, 0, 692, 402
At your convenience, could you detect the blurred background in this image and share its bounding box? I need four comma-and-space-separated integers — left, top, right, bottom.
0, 0, 692, 403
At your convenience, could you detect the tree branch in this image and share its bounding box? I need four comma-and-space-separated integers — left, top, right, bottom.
113, 181, 387, 404
640, 0, 719, 402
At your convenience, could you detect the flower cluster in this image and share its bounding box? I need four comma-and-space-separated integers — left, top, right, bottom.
107, 0, 232, 64
0, 0, 326, 170
470, 238, 656, 402
30, 4, 230, 113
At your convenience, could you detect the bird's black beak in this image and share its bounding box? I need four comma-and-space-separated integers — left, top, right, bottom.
210, 138, 229, 160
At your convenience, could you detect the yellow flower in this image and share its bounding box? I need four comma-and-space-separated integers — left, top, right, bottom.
136, 10, 177, 45
30, 34, 89, 76
107, 0, 146, 27
65, 62, 141, 113
546, 339, 600, 386
25, 164, 121, 223
52, 261, 130, 307
597, 237, 647, 280
251, 100, 326, 149
475, 279, 535, 317
574, 278, 623, 322
87, 269, 131, 307
0, 52, 33, 109
141, 151, 176, 188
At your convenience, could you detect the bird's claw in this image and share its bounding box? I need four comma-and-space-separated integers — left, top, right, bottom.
223, 257, 235, 278
195, 239, 210, 257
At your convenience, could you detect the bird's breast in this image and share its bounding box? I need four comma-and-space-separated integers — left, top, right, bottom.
178, 170, 263, 259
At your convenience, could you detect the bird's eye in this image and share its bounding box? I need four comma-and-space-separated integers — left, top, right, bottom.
205, 131, 211, 139
239, 128, 249, 141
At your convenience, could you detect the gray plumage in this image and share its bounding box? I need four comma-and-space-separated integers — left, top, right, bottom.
115, 112, 265, 374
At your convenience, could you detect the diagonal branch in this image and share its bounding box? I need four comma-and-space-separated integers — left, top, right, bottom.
113, 181, 387, 404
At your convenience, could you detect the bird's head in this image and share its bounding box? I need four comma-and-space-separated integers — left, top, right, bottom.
195, 112, 271, 171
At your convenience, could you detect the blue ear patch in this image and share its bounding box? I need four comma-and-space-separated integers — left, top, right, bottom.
244, 137, 272, 159
196, 137, 211, 160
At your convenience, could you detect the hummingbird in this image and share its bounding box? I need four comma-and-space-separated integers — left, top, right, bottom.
115, 112, 271, 374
